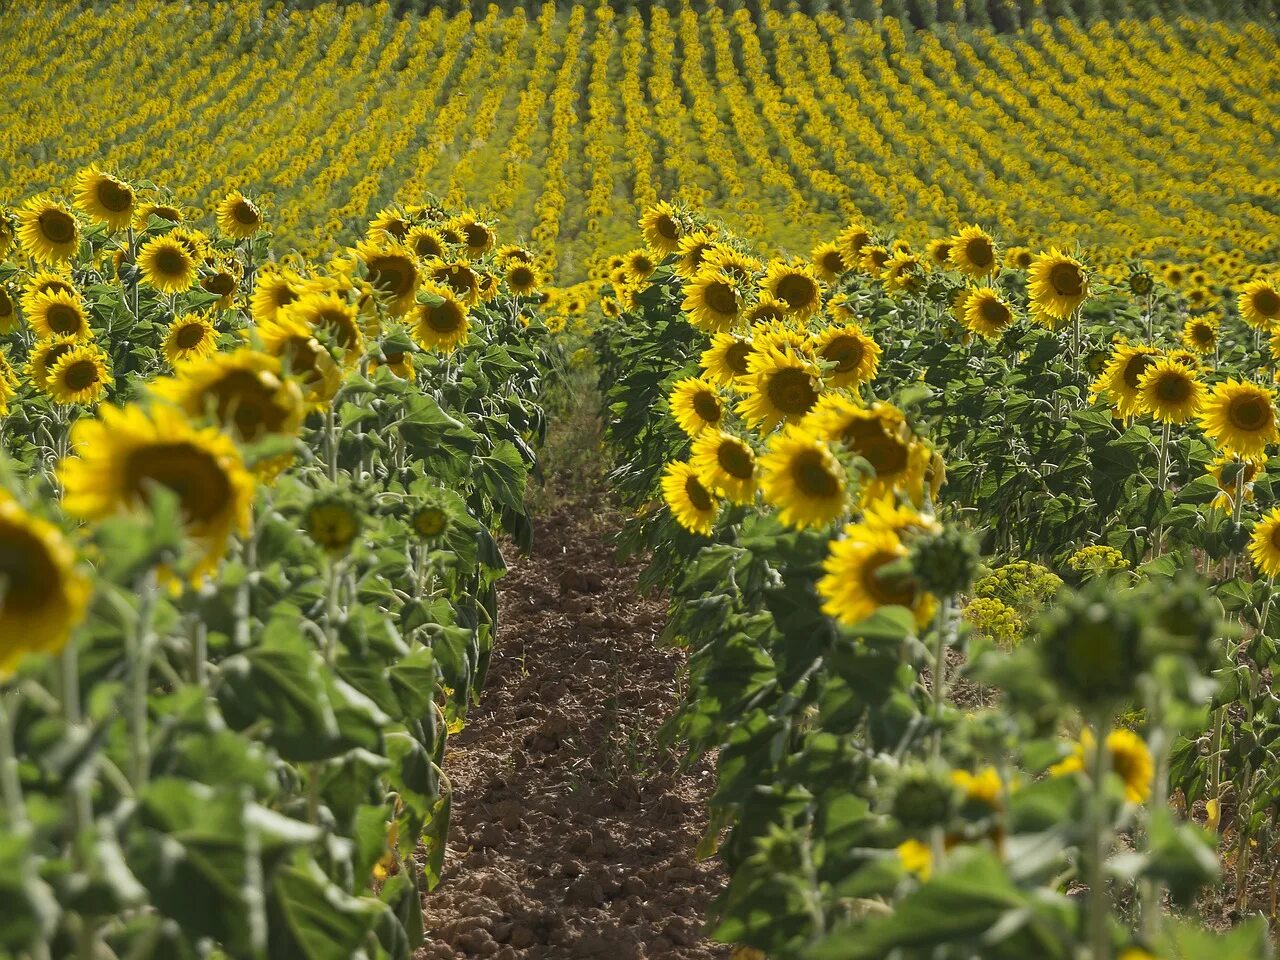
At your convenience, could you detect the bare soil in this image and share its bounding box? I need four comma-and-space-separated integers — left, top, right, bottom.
415, 504, 732, 960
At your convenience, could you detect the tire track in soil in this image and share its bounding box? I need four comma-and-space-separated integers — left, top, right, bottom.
416, 506, 731, 960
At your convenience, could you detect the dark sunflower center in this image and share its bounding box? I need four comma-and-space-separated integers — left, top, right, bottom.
1050, 262, 1084, 297
124, 442, 232, 524
203, 273, 235, 296
630, 256, 654, 275
155, 247, 188, 277
62, 359, 100, 392
151, 206, 181, 222
42, 344, 73, 376
463, 224, 489, 248
0, 522, 59, 613
684, 245, 711, 271
656, 215, 679, 240
1193, 325, 1214, 345
725, 342, 752, 375
691, 390, 722, 425
978, 297, 1010, 327
705, 280, 738, 316
415, 509, 447, 537
282, 337, 322, 381
1154, 373, 1191, 404
47, 303, 83, 335
232, 200, 260, 226
932, 243, 952, 264
425, 303, 465, 334
1016, 251, 1032, 267
716, 441, 754, 479
40, 209, 76, 245
1270, 525, 1280, 552
767, 368, 818, 416
821, 252, 845, 274
318, 309, 357, 347
436, 266, 476, 297
870, 250, 890, 270
369, 255, 416, 297
863, 549, 917, 607
208, 370, 289, 440
385, 352, 405, 365
844, 419, 910, 476
1253, 289, 1280, 317
684, 474, 713, 512
965, 237, 994, 268
792, 449, 841, 499
441, 228, 462, 245
414, 235, 444, 258
42, 280, 75, 298
97, 179, 133, 213
0, 289, 11, 315
776, 273, 817, 309
1228, 395, 1271, 433
823, 335, 863, 373
847, 232, 869, 253
1122, 355, 1156, 390
509, 266, 534, 288
175, 323, 207, 349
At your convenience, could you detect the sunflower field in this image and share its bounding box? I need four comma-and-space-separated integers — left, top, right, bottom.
3, 0, 1280, 958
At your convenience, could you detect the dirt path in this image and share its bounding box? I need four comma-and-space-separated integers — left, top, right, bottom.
415, 506, 731, 960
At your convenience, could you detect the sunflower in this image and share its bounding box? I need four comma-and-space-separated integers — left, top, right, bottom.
45, 343, 112, 406
497, 244, 535, 266
1200, 379, 1279, 458
200, 259, 240, 309
1028, 249, 1089, 321
660, 460, 719, 535
71, 167, 135, 231
216, 190, 264, 239
700, 332, 754, 386
1250, 505, 1280, 578
690, 430, 757, 504
17, 196, 80, 264
26, 336, 81, 391
22, 270, 77, 314
505, 261, 540, 295
745, 295, 788, 326
27, 289, 91, 340
1136, 358, 1204, 424
348, 240, 419, 316
1090, 344, 1161, 420
859, 245, 891, 275
257, 312, 342, 407
284, 291, 364, 363
639, 201, 683, 255
1209, 454, 1262, 513
60, 404, 255, 578
304, 497, 362, 556
814, 324, 881, 388
137, 235, 197, 294
162, 313, 219, 366
426, 258, 481, 307
736, 344, 822, 431
761, 261, 822, 320
881, 251, 924, 293
406, 225, 447, 261
948, 225, 998, 278
369, 206, 412, 242
925, 238, 953, 268
805, 396, 929, 504
135, 201, 184, 226
683, 269, 742, 333
150, 349, 306, 443
818, 511, 937, 628
1239, 278, 1280, 330
0, 210, 13, 259
449, 213, 496, 257
411, 504, 449, 540
675, 232, 720, 279
669, 377, 725, 436
811, 242, 848, 282
249, 265, 303, 323
1181, 316, 1218, 355
1050, 728, 1152, 804
623, 248, 657, 284
961, 287, 1014, 339
759, 427, 847, 529
835, 224, 872, 265
0, 284, 16, 334
702, 247, 761, 284
409, 282, 470, 354
371, 348, 415, 380
1162, 264, 1185, 287
0, 492, 91, 675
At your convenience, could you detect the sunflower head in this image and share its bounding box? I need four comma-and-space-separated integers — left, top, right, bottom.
683, 269, 742, 333
151, 348, 306, 444
28, 289, 91, 340
818, 509, 939, 628
675, 232, 720, 279
17, 196, 81, 265
961, 287, 1014, 339
45, 343, 112, 406
811, 242, 848, 282
257, 312, 342, 407
26, 335, 82, 391
249, 265, 304, 323
1181, 316, 1218, 355
948, 225, 997, 278
1090, 344, 1161, 420
1136, 357, 1204, 424
426, 257, 481, 307
1036, 580, 1148, 707
216, 191, 264, 239
639, 201, 684, 255
759, 426, 847, 529
73, 167, 136, 230
369, 206, 412, 242
669, 377, 725, 437
163, 313, 220, 366
690, 429, 757, 505
1029, 248, 1089, 321
700, 332, 754, 386
1249, 505, 1280, 578
285, 291, 364, 364
406, 225, 447, 261
926, 238, 954, 267
660, 460, 719, 535
505, 261, 540, 295
762, 261, 822, 319
138, 235, 197, 294
448, 213, 496, 257
303, 496, 362, 557
0, 284, 16, 334
815, 324, 881, 387
1200, 378, 1279, 459
835, 224, 872, 265
410, 282, 470, 354
1239, 279, 1280, 330
736, 344, 823, 432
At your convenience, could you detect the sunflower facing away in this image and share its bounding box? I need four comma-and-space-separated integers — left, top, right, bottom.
948, 225, 998, 278
1239, 279, 1280, 330
683, 269, 742, 333
690, 430, 757, 504
761, 261, 822, 320
736, 344, 822, 432
669, 377, 725, 437
814, 324, 881, 388
700, 332, 754, 386
1090, 344, 1161, 420
639, 201, 684, 255
163, 314, 219, 366
60, 403, 255, 578
0, 492, 91, 675
1200, 378, 1279, 459
410, 282, 470, 354
759, 427, 848, 529
1136, 357, 1205, 424
216, 191, 264, 239
661, 460, 719, 535
27, 289, 91, 340
961, 287, 1014, 340
46, 343, 112, 406
150, 349, 306, 443
1028, 249, 1089, 322
73, 167, 136, 230
138, 235, 198, 294
17, 196, 81, 264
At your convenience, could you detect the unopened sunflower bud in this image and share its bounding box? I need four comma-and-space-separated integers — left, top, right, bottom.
909, 526, 980, 596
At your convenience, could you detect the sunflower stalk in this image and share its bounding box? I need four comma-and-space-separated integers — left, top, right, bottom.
0, 688, 54, 960
127, 572, 158, 789
930, 595, 952, 761
1086, 713, 1113, 960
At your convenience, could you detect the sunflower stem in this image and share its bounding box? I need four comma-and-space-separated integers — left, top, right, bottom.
930, 596, 952, 761
1087, 713, 1113, 960
128, 572, 158, 789
1140, 690, 1169, 940
0, 688, 53, 960
324, 403, 339, 484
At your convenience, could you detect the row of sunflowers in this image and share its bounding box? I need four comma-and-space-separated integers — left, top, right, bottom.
587, 201, 1280, 958
2, 3, 1276, 286
0, 170, 555, 959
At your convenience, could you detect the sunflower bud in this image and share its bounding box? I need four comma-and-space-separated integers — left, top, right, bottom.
909, 526, 980, 596
1037, 581, 1150, 707
890, 764, 958, 830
